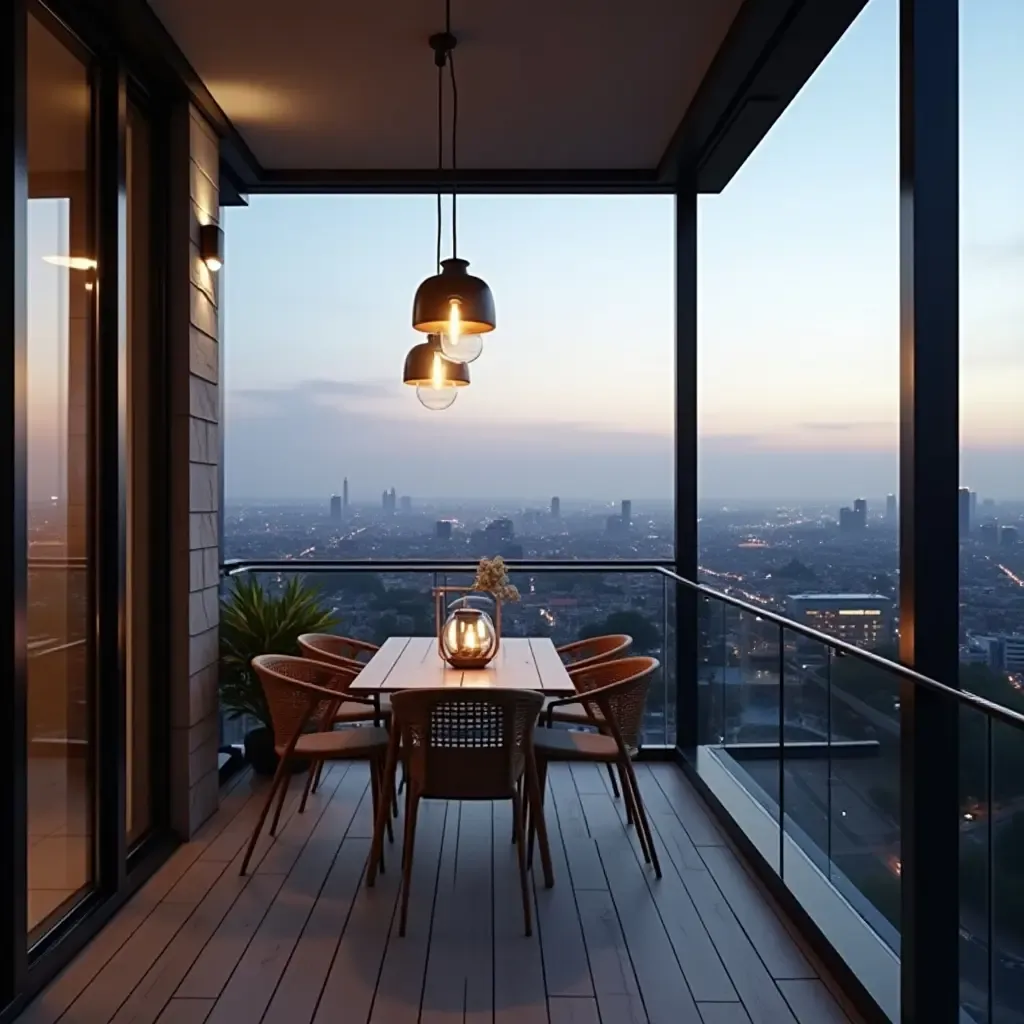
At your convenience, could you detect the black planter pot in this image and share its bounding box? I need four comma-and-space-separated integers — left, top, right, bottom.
243, 726, 309, 776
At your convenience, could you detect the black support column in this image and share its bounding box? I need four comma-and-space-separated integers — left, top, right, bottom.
674, 186, 698, 750
898, 0, 961, 1020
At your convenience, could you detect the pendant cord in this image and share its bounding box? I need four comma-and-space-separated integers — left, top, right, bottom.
448, 48, 458, 260
436, 57, 443, 273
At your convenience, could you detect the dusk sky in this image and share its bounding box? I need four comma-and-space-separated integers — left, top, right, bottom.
209, 0, 1019, 502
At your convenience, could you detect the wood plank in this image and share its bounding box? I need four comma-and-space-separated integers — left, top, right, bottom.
462, 638, 540, 691
456, 801, 494, 1024
370, 800, 448, 1024
648, 763, 726, 847
570, 763, 609, 797
594, 769, 738, 1003
203, 764, 371, 1023
584, 795, 701, 1024
529, 637, 576, 696
261, 839, 367, 1024
532, 774, 595, 998
174, 873, 286, 999
419, 802, 463, 1024
547, 765, 606, 891
57, 902, 202, 1024
639, 789, 799, 1024
547, 996, 601, 1024
574, 890, 647, 1024
110, 853, 271, 1023
493, 801, 546, 1024
698, 1004, 753, 1024
370, 637, 451, 693
776, 980, 851, 1024
17, 839, 221, 1024
309, 833, 401, 1024
699, 846, 815, 981
154, 998, 214, 1023
348, 636, 411, 692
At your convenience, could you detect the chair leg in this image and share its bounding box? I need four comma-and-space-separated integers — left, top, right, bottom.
616, 759, 651, 864
511, 790, 533, 936
614, 763, 633, 824
311, 758, 325, 795
368, 745, 398, 887
369, 755, 391, 866
268, 760, 292, 837
512, 776, 524, 844
620, 756, 661, 879
605, 762, 622, 800
299, 759, 318, 814
240, 758, 288, 876
398, 791, 420, 937
525, 755, 554, 888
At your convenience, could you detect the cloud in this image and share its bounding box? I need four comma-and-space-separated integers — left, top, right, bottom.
233, 378, 393, 403
798, 421, 890, 432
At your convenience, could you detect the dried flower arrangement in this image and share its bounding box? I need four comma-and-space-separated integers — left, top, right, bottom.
471, 556, 520, 603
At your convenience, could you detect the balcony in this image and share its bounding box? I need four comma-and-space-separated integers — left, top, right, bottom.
19, 761, 857, 1024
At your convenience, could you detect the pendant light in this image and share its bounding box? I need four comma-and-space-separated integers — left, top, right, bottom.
411, 4, 494, 361
404, 333, 470, 411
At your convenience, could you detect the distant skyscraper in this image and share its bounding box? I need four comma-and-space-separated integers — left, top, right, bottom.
886, 493, 897, 521
853, 498, 867, 529
485, 518, 515, 543
342, 477, 349, 514
839, 506, 856, 533
970, 490, 978, 522
621, 500, 632, 526
550, 496, 560, 519
1000, 525, 1019, 548
400, 495, 412, 514
958, 487, 971, 539
436, 520, 452, 541
330, 494, 341, 520
979, 521, 999, 546
381, 487, 397, 514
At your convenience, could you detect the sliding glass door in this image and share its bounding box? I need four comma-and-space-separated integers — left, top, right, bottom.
25, 8, 96, 941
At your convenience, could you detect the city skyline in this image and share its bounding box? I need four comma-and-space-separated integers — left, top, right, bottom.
221, 0, 1022, 501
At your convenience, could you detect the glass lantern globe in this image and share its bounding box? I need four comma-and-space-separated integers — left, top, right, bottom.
441, 605, 498, 669
416, 384, 459, 411
439, 330, 484, 364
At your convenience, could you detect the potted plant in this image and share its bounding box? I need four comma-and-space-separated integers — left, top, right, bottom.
219, 575, 338, 775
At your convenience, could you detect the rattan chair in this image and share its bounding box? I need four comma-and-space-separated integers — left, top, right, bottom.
298, 633, 390, 726
367, 688, 554, 938
531, 656, 662, 878
555, 633, 632, 672
547, 635, 633, 801
240, 654, 390, 876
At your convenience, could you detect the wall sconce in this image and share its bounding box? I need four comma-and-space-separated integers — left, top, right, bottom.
199, 223, 224, 272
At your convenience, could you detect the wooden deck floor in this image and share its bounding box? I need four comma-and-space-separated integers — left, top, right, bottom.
17, 761, 861, 1024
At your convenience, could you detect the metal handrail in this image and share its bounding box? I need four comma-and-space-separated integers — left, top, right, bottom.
220, 557, 1024, 732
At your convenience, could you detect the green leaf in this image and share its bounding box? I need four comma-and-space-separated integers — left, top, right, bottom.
218, 575, 339, 732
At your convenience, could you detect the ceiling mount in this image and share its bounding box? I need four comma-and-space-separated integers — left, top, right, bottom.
428, 32, 457, 67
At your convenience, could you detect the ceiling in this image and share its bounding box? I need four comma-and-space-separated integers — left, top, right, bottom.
146, 0, 744, 173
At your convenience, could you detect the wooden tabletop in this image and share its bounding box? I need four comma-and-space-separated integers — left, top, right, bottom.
349, 636, 576, 696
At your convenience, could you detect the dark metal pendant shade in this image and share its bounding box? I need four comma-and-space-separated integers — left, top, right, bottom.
412, 258, 496, 335
402, 334, 471, 387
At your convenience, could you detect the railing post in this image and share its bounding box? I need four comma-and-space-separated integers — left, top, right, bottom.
674, 184, 698, 751
898, 0, 961, 1019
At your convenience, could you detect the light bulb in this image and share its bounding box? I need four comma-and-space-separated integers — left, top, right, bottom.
440, 331, 484, 363
448, 298, 461, 340
416, 384, 458, 411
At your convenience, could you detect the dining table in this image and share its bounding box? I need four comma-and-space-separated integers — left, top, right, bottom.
348, 635, 577, 696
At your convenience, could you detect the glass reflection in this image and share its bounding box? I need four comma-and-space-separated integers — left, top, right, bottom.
26, 12, 95, 939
